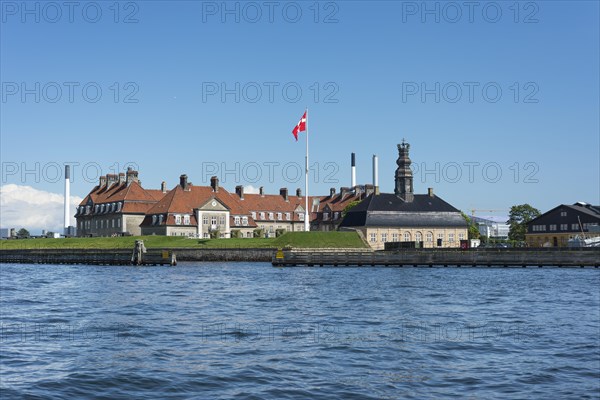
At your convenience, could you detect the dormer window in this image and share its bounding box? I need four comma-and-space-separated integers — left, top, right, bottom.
242, 216, 248, 226
117, 202, 122, 212
299, 213, 305, 221
259, 212, 265, 220
268, 212, 274, 220
285, 212, 291, 221
159, 215, 164, 224
234, 216, 241, 226
184, 215, 190, 225
323, 212, 330, 221
251, 212, 256, 219
152, 215, 157, 225
277, 212, 282, 220
175, 215, 182, 225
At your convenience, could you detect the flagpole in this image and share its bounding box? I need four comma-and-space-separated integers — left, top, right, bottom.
304, 107, 309, 231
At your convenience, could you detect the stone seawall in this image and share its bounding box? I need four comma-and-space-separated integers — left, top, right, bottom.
1, 247, 598, 267
0, 248, 276, 265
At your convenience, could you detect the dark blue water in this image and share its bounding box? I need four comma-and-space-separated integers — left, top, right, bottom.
1, 263, 599, 399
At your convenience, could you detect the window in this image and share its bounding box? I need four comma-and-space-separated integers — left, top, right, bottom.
549, 224, 557, 231
219, 216, 225, 225
426, 232, 433, 242
437, 233, 444, 241
117, 219, 121, 228
560, 211, 567, 217
560, 224, 568, 231
211, 216, 217, 226
117, 202, 122, 212
381, 233, 388, 242
370, 233, 377, 242
277, 212, 282, 220
415, 232, 422, 242
449, 233, 455, 242
334, 212, 340, 220
323, 212, 330, 221
260, 212, 265, 220
203, 233, 209, 238
112, 219, 115, 228
285, 213, 291, 221
404, 232, 411, 241
299, 213, 305, 221
100, 220, 104, 228
268, 212, 274, 220
572, 223, 579, 230
251, 212, 256, 219
159, 215, 164, 224
175, 215, 182, 225
184, 215, 190, 225
247, 232, 253, 238
234, 216, 241, 226
392, 233, 398, 242
242, 217, 248, 226
458, 233, 465, 241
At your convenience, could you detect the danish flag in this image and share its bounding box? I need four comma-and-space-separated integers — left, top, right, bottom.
292, 111, 307, 141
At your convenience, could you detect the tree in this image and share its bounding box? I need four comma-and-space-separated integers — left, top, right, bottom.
342, 200, 361, 217
461, 212, 480, 240
507, 204, 541, 241
16, 228, 30, 239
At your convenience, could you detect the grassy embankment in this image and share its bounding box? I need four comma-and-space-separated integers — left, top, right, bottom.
0, 232, 367, 250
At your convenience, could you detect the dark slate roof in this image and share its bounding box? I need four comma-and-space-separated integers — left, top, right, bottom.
527, 202, 600, 225
339, 193, 467, 228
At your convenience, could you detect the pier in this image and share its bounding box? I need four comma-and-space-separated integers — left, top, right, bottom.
0, 248, 176, 266
272, 248, 600, 268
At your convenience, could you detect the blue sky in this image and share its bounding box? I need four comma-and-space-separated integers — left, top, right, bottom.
1, 1, 599, 231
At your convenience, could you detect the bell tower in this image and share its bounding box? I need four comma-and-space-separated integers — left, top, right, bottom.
394, 139, 414, 202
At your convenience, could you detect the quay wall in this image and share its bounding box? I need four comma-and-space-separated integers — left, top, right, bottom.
0, 247, 598, 266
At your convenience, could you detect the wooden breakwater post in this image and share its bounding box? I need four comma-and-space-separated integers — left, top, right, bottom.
272, 247, 600, 268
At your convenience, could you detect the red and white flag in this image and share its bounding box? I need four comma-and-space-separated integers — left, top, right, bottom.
292, 111, 307, 141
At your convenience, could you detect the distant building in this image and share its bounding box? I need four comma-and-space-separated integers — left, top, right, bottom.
0, 228, 14, 239
525, 202, 600, 247
339, 141, 468, 250
472, 216, 509, 239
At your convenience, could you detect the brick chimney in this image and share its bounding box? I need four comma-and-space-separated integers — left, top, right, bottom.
235, 185, 244, 199
161, 181, 167, 193
106, 174, 118, 186
210, 176, 219, 192
296, 188, 302, 197
280, 188, 289, 201
259, 186, 264, 196
99, 175, 107, 186
428, 187, 434, 197
118, 173, 126, 185
126, 167, 139, 186
179, 174, 188, 190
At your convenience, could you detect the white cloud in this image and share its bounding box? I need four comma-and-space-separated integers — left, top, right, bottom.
0, 184, 82, 233
243, 185, 260, 194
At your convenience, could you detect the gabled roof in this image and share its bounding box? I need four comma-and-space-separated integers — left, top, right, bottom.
339, 193, 466, 228
527, 202, 600, 225
144, 185, 249, 216
78, 181, 161, 205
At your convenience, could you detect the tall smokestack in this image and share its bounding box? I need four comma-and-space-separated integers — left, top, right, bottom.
351, 153, 356, 188
372, 155, 379, 195
64, 165, 70, 235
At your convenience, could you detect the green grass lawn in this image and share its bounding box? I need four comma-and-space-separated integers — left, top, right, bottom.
0, 232, 367, 250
